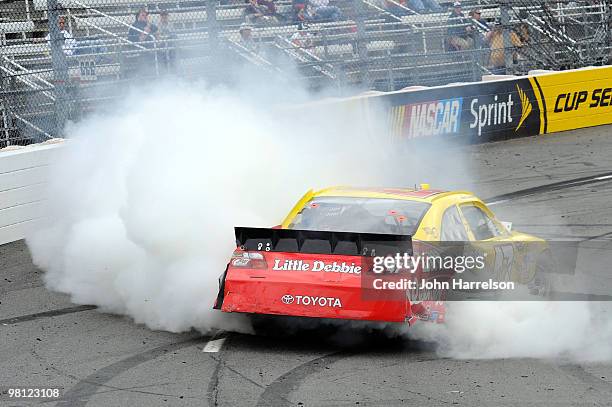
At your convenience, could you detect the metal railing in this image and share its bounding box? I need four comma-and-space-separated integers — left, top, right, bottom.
0, 0, 609, 146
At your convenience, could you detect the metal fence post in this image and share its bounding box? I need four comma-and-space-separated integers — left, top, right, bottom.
207, 0, 219, 53
606, 1, 612, 64
206, 0, 220, 82
500, 0, 513, 74
472, 25, 483, 81
355, 1, 370, 89
0, 61, 13, 146
385, 50, 394, 91
47, 0, 69, 137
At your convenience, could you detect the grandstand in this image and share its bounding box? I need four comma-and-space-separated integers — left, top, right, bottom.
1, 0, 610, 146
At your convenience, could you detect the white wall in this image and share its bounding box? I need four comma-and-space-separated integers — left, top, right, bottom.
0, 143, 62, 246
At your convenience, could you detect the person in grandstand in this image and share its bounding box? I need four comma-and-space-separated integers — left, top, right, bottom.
486, 20, 524, 74
309, 0, 343, 22
469, 8, 489, 30
468, 8, 489, 50
127, 8, 158, 47
291, 0, 314, 23
446, 1, 474, 51
44, 16, 76, 56
291, 0, 307, 11
244, 0, 279, 25
124, 8, 158, 76
239, 23, 260, 53
157, 11, 173, 39
157, 10, 177, 73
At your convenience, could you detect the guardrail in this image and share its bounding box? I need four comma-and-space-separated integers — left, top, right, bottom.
346, 64, 612, 142
0, 142, 61, 245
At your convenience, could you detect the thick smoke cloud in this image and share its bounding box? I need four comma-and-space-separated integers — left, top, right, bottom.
26, 79, 409, 334
408, 301, 612, 362
26, 76, 612, 362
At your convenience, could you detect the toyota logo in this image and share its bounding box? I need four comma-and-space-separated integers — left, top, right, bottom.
281, 295, 294, 305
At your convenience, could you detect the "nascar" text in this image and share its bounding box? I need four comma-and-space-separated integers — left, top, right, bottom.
407, 98, 463, 138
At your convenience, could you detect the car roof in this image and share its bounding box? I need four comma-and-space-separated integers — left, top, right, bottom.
313, 186, 475, 203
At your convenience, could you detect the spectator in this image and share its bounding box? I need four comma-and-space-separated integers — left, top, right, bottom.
157, 10, 177, 72
244, 0, 279, 25
239, 23, 260, 52
45, 16, 76, 56
293, 4, 315, 24
446, 1, 474, 51
309, 0, 343, 22
158, 10, 173, 38
291, 0, 313, 23
486, 21, 523, 73
125, 8, 158, 77
260, 0, 285, 21
468, 8, 489, 49
469, 8, 489, 30
128, 8, 157, 47
290, 23, 314, 48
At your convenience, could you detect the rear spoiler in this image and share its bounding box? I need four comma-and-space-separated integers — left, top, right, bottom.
235, 227, 412, 257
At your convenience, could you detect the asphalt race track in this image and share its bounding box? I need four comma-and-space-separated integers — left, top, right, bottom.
2, 125, 612, 407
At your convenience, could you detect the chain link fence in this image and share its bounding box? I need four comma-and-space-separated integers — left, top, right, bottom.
1, 0, 610, 146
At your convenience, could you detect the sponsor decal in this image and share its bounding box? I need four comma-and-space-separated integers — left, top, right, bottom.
384, 67, 612, 141
281, 294, 343, 308
469, 93, 516, 136
515, 85, 533, 132
272, 259, 362, 274
467, 83, 536, 137
231, 258, 250, 267
553, 88, 611, 113
407, 98, 463, 138
387, 78, 541, 141
590, 88, 612, 108
534, 66, 612, 133
392, 98, 463, 139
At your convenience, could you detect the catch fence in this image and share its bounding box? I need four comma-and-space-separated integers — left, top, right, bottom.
0, 0, 610, 146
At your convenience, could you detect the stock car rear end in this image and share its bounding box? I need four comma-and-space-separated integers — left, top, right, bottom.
215, 227, 413, 323
213, 186, 546, 325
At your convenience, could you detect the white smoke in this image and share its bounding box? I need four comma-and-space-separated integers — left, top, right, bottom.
26, 79, 410, 334
26, 75, 612, 362
408, 301, 612, 361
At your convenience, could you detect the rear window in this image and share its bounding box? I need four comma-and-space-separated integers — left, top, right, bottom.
288, 196, 431, 235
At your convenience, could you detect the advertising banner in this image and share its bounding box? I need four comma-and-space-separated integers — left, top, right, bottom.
384, 77, 542, 142
373, 65, 612, 142
531, 66, 612, 134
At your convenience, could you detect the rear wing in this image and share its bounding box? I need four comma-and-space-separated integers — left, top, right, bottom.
235, 227, 412, 257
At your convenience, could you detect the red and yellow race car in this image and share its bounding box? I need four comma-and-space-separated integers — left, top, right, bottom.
214, 186, 549, 326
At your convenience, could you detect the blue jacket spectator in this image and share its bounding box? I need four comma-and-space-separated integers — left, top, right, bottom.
127, 8, 157, 48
